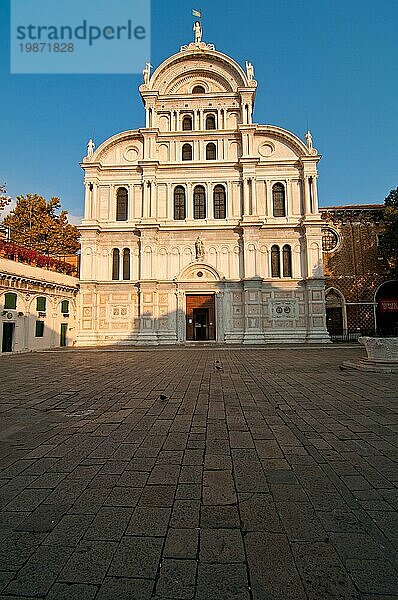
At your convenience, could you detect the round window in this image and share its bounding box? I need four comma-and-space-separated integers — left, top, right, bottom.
322, 228, 339, 252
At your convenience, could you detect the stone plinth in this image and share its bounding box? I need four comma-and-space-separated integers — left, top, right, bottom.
342, 337, 398, 373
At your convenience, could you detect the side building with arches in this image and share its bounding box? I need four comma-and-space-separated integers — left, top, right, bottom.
77, 27, 329, 345
320, 204, 397, 338
0, 257, 78, 352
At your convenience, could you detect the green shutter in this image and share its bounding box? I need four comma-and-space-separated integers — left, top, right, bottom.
61, 300, 69, 313
36, 297, 46, 312
35, 321, 44, 337
4, 293, 17, 309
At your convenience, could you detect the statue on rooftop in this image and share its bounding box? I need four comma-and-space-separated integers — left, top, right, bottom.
305, 130, 313, 150
245, 61, 254, 81
193, 20, 202, 44
87, 139, 95, 157
142, 62, 152, 85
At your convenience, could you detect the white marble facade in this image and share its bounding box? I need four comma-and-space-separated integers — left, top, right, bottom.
77, 30, 329, 346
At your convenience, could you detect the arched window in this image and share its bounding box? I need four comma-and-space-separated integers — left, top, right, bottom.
182, 115, 192, 131
213, 185, 226, 219
4, 292, 17, 309
182, 143, 192, 161
272, 183, 286, 217
271, 245, 280, 278
206, 143, 216, 160
116, 187, 128, 221
282, 245, 292, 277
61, 300, 69, 314
206, 115, 216, 130
122, 248, 130, 280
192, 85, 205, 94
112, 249, 120, 280
174, 186, 186, 220
193, 185, 206, 219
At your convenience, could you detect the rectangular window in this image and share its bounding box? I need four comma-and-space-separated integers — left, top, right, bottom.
35, 321, 44, 337
36, 297, 46, 312
4, 293, 17, 309
61, 300, 69, 314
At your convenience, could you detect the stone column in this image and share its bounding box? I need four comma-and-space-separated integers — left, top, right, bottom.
186, 182, 193, 220
265, 180, 272, 217
215, 291, 224, 342
208, 184, 214, 220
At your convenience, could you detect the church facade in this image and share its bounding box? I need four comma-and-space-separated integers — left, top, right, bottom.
77, 28, 329, 346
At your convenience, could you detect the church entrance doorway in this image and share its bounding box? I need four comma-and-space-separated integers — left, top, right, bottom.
186, 294, 215, 341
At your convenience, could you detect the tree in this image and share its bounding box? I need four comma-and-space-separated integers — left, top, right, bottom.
380, 187, 398, 274
3, 194, 80, 255
0, 184, 12, 212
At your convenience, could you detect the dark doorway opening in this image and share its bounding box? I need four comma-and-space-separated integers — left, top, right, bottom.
193, 308, 208, 341
60, 323, 68, 347
376, 280, 398, 336
186, 294, 215, 341
2, 322, 15, 352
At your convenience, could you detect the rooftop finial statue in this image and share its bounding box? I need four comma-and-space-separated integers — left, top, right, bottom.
245, 61, 254, 81
142, 62, 152, 85
193, 20, 202, 44
87, 138, 95, 157
305, 130, 313, 150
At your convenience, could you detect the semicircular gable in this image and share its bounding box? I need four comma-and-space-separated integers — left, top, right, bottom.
177, 262, 222, 281
149, 50, 247, 95
87, 131, 143, 165
256, 126, 313, 158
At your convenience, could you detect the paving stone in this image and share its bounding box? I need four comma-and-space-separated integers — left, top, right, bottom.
148, 464, 180, 485
246, 531, 307, 599
200, 505, 240, 529
104, 486, 142, 507
84, 507, 131, 541
44, 513, 94, 545
239, 493, 282, 532
175, 483, 202, 499
0, 531, 46, 570
96, 577, 153, 599
5, 545, 73, 597
170, 499, 200, 529
346, 559, 398, 595
46, 582, 98, 599
200, 528, 245, 563
292, 541, 360, 599
109, 536, 163, 579
163, 528, 198, 559
154, 558, 197, 599
277, 501, 327, 541
203, 470, 236, 505
126, 506, 171, 536
138, 485, 176, 507
59, 540, 117, 585
196, 563, 250, 600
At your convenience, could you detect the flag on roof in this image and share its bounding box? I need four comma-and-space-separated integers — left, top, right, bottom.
192, 9, 202, 18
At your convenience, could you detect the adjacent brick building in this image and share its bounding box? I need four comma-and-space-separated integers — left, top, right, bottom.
320, 204, 397, 338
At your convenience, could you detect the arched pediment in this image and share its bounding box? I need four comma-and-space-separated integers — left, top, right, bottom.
83, 130, 143, 164
256, 125, 317, 158
147, 48, 249, 96
177, 262, 222, 282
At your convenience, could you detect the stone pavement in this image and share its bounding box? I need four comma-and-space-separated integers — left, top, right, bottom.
0, 346, 397, 600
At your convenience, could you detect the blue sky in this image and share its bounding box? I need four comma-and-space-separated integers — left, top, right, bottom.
1, 0, 397, 221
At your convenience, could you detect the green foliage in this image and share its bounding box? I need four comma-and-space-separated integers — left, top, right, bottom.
380, 187, 398, 273
3, 194, 79, 255
0, 184, 12, 212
